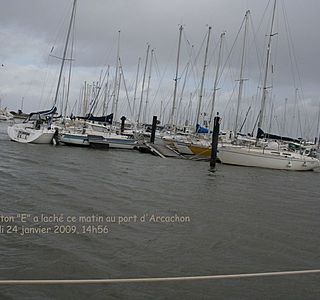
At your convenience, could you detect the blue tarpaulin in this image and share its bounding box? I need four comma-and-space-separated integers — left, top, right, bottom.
196, 124, 209, 133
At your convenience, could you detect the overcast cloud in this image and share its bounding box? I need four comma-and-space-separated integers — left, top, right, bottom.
0, 0, 319, 138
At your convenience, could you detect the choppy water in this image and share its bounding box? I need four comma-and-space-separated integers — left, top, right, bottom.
0, 121, 319, 300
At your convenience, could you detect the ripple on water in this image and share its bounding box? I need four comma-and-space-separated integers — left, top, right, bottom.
0, 122, 320, 299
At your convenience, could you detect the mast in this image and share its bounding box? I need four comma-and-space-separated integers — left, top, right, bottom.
111, 30, 121, 126
170, 25, 183, 128
143, 49, 154, 123
132, 57, 141, 119
61, 76, 66, 115
295, 88, 303, 137
316, 102, 320, 148
119, 58, 134, 119
93, 80, 101, 115
187, 92, 193, 126
209, 32, 225, 127
257, 0, 277, 137
268, 102, 274, 133
196, 26, 212, 126
159, 100, 163, 123
63, 12, 75, 118
102, 84, 107, 116
102, 66, 110, 115
239, 105, 251, 133
105, 85, 111, 116
283, 97, 288, 135
137, 44, 150, 124
82, 81, 86, 115
77, 85, 82, 115
114, 67, 122, 126
176, 62, 190, 127
234, 10, 250, 136
53, 0, 77, 107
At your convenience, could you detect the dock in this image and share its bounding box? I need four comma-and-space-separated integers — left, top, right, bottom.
141, 143, 183, 158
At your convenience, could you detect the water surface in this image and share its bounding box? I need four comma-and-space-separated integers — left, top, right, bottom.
0, 122, 319, 299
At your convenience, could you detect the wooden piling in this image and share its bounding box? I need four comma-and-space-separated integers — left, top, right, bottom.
120, 116, 126, 133
210, 115, 220, 171
150, 116, 157, 144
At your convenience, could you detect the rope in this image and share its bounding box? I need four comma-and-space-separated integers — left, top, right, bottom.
0, 269, 319, 285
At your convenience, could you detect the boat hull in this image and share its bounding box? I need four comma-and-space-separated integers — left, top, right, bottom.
7, 124, 55, 144
188, 144, 211, 157
60, 133, 90, 146
88, 135, 110, 149
218, 146, 320, 171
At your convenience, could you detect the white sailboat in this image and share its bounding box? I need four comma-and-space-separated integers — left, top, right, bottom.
60, 131, 138, 149
59, 131, 90, 147
7, 107, 57, 144
60, 121, 138, 149
7, 0, 77, 144
217, 0, 320, 171
218, 144, 319, 171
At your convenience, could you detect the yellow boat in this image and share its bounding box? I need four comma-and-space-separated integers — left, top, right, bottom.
188, 144, 211, 157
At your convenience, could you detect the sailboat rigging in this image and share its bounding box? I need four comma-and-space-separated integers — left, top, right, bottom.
217, 0, 320, 170
7, 0, 77, 144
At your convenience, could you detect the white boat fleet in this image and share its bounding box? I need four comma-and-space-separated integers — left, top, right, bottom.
5, 110, 320, 172
161, 129, 320, 171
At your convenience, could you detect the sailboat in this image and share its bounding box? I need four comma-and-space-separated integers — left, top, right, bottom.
60, 121, 138, 149
7, 0, 77, 144
0, 107, 13, 121
7, 105, 57, 143
7, 107, 57, 144
218, 144, 320, 170
217, 0, 320, 171
58, 29, 138, 150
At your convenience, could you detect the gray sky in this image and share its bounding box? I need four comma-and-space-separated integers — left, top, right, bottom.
0, 0, 319, 137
